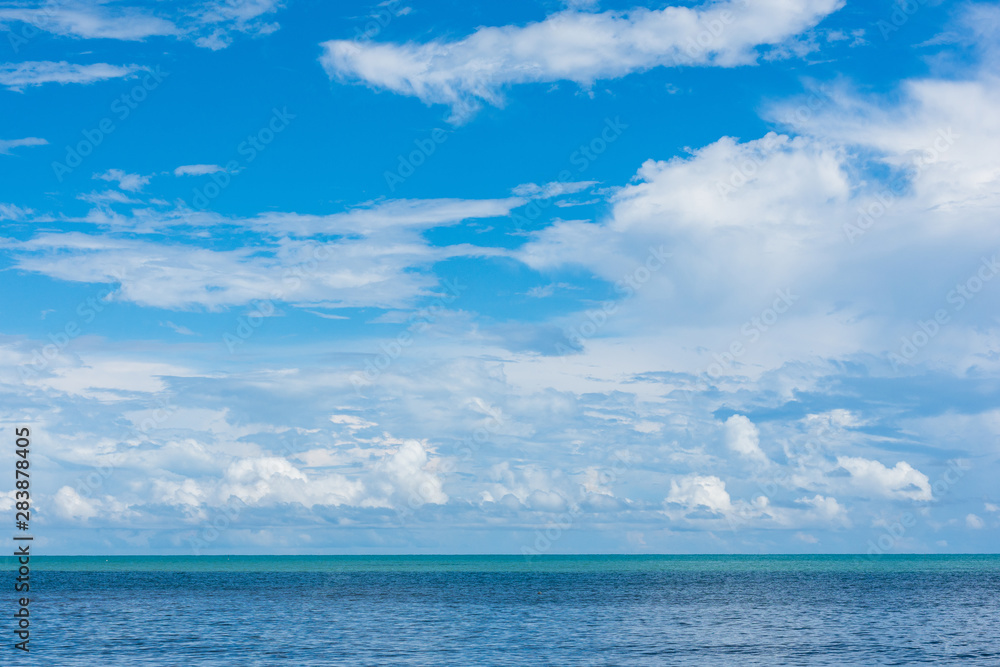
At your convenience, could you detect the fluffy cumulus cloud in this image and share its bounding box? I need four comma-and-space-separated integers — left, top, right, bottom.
724, 414, 767, 464
53, 486, 134, 521
837, 457, 932, 502
371, 440, 448, 508
666, 474, 734, 515
514, 53, 1000, 380
320, 0, 844, 119
514, 130, 852, 339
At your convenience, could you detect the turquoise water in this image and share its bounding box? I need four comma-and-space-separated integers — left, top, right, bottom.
6, 555, 1000, 665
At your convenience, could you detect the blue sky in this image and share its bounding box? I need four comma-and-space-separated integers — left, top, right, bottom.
1, 0, 999, 555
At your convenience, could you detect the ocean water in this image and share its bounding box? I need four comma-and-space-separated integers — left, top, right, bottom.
5, 554, 1000, 665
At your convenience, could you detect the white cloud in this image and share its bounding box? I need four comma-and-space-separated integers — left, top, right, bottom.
0, 4, 178, 41
174, 164, 224, 176
329, 414, 377, 429
795, 494, 849, 525
2, 6, 999, 555
146, 438, 445, 513
837, 457, 932, 501
7, 231, 467, 311
0, 203, 33, 220
0, 1, 284, 49
25, 358, 194, 400
78, 190, 142, 205
666, 474, 733, 514
484, 461, 574, 512
304, 310, 349, 320
52, 486, 133, 521
374, 440, 448, 507
724, 414, 767, 463
515, 131, 851, 329
95, 169, 151, 192
966, 513, 985, 529
53, 486, 99, 520
511, 180, 597, 198
320, 0, 843, 119
162, 321, 196, 336
5, 197, 520, 311
0, 490, 16, 513
513, 48, 1000, 379
0, 61, 142, 90
0, 136, 47, 155
249, 197, 522, 237
192, 0, 284, 49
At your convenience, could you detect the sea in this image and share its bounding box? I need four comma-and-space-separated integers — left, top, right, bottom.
4, 554, 999, 665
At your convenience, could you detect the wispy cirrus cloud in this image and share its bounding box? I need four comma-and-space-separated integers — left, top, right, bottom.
0, 61, 142, 90
3, 196, 520, 310
320, 0, 844, 120
0, 202, 34, 220
0, 0, 284, 49
0, 136, 47, 155
174, 164, 224, 176
0, 3, 178, 41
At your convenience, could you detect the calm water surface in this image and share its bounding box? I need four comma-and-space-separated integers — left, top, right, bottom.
5, 555, 999, 665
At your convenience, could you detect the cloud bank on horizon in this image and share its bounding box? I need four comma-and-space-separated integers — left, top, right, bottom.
0, 0, 998, 555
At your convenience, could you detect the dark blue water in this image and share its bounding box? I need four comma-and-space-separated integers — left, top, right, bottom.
6, 555, 1000, 665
